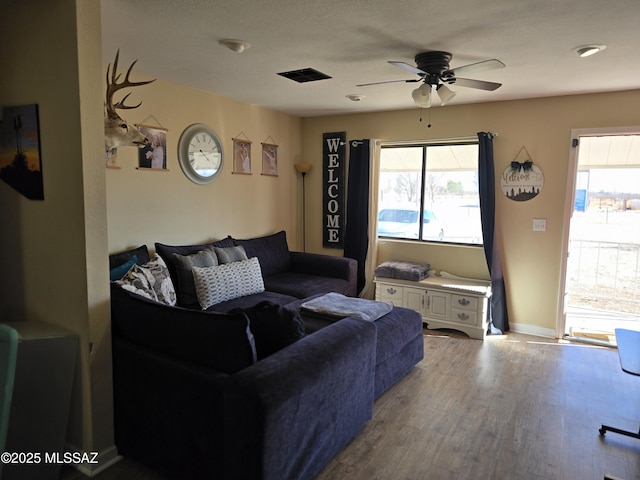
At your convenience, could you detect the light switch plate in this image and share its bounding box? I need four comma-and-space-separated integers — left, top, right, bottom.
533, 218, 547, 231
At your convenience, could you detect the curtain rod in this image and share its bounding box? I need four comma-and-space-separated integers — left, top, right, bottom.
381, 132, 498, 146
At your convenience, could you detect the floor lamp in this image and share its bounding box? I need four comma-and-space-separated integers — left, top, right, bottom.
294, 162, 312, 251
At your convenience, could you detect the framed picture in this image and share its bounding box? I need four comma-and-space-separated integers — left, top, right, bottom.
0, 104, 44, 200
261, 143, 278, 176
233, 138, 252, 174
137, 125, 168, 170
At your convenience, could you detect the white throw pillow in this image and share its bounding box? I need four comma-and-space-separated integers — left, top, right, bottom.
116, 254, 177, 306
193, 256, 265, 310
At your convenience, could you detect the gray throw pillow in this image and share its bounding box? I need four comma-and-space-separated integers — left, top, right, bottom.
172, 247, 219, 307
214, 245, 248, 264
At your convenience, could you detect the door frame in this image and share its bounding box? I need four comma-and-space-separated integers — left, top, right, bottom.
557, 126, 640, 338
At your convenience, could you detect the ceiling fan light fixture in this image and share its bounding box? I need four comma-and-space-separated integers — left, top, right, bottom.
219, 39, 251, 53
574, 44, 606, 57
436, 84, 456, 106
412, 83, 432, 108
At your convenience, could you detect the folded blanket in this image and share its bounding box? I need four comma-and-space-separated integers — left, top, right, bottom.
300, 292, 393, 322
375, 260, 430, 282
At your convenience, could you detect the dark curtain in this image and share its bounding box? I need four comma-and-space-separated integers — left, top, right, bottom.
343, 140, 370, 295
477, 132, 509, 333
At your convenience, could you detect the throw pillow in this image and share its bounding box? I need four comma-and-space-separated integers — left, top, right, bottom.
214, 245, 248, 264
109, 244, 150, 270
116, 254, 177, 306
155, 237, 235, 290
230, 301, 306, 360
172, 248, 219, 307
192, 257, 264, 310
109, 255, 138, 281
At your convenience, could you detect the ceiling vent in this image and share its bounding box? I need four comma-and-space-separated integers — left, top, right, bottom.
277, 68, 332, 83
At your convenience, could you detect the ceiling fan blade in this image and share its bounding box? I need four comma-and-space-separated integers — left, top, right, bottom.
388, 60, 426, 76
356, 78, 420, 87
451, 59, 505, 77
454, 77, 502, 91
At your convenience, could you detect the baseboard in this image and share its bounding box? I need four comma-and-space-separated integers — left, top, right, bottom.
509, 322, 556, 338
64, 443, 122, 477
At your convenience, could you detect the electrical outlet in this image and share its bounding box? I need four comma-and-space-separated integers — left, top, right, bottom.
533, 218, 547, 231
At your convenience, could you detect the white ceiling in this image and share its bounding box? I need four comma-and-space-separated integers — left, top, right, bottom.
101, 0, 640, 118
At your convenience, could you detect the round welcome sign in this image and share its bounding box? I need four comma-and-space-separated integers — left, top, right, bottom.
500, 161, 544, 202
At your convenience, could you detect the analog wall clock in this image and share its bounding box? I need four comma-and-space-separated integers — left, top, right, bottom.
177, 123, 224, 184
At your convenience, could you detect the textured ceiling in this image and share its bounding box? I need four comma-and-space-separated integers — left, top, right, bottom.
101, 0, 640, 117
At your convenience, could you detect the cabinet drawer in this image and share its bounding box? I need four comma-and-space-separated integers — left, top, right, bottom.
451, 307, 478, 325
451, 294, 478, 311
378, 284, 403, 303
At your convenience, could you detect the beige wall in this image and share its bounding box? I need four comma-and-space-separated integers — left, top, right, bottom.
105, 77, 303, 254
301, 90, 640, 335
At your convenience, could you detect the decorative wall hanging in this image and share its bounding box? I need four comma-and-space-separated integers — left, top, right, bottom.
0, 104, 44, 200
322, 131, 346, 248
232, 134, 252, 174
104, 50, 156, 166
138, 124, 168, 170
261, 137, 278, 176
500, 146, 544, 201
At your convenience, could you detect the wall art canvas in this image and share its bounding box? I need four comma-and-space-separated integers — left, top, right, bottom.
233, 138, 252, 174
138, 125, 168, 170
0, 104, 44, 200
261, 143, 278, 176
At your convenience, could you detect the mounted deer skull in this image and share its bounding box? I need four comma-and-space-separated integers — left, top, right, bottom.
104, 50, 155, 152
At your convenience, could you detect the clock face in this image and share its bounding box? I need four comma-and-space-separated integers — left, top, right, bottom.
178, 124, 224, 184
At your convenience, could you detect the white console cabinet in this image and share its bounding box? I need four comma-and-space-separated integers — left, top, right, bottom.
375, 273, 492, 339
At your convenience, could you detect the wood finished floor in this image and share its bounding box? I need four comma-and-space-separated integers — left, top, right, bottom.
61, 330, 640, 480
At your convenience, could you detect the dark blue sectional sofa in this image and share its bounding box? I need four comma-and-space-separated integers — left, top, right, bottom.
109, 231, 423, 479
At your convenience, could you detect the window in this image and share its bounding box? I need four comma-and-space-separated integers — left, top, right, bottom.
377, 142, 483, 245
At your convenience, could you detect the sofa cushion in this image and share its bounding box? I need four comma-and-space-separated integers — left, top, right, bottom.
155, 238, 234, 301
233, 230, 291, 278
116, 254, 177, 306
193, 257, 265, 309
214, 245, 248, 264
206, 291, 299, 313
110, 255, 138, 281
264, 272, 354, 298
109, 245, 150, 270
172, 247, 219, 308
230, 301, 306, 359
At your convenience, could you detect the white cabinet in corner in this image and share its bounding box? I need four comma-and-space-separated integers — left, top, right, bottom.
375, 274, 491, 340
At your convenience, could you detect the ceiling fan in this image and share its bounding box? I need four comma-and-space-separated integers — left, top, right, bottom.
358, 51, 505, 107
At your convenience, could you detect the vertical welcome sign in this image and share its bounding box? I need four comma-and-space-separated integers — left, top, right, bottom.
323, 132, 346, 248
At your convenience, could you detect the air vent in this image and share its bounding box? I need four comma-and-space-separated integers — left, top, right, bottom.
277, 68, 332, 83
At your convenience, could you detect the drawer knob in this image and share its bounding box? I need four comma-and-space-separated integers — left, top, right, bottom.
458, 298, 471, 306
387, 287, 397, 295
457, 313, 470, 321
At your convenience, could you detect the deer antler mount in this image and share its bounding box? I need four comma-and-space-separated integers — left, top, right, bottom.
104, 50, 156, 152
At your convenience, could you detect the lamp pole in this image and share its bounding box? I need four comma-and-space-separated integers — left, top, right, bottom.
294, 163, 313, 252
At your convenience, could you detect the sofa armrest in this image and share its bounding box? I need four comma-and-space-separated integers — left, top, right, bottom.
290, 251, 357, 295
223, 317, 376, 480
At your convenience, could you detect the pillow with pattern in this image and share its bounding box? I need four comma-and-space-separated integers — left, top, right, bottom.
116, 254, 177, 306
193, 257, 264, 310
